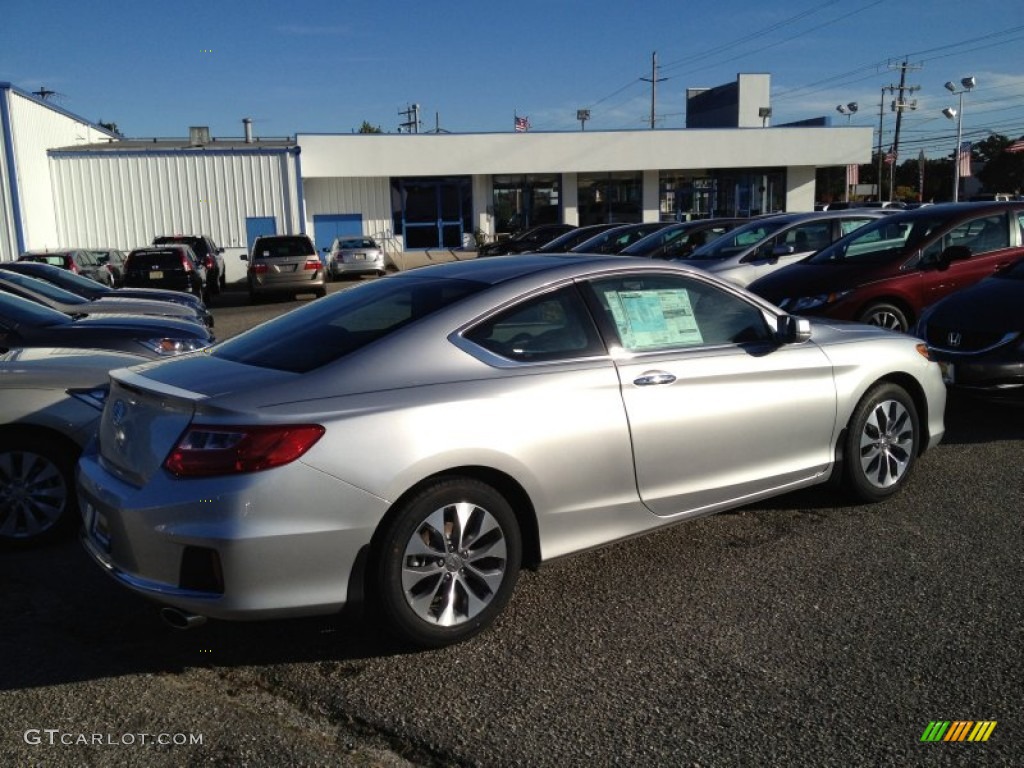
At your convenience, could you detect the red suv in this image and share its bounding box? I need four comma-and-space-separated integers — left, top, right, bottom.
748, 202, 1024, 332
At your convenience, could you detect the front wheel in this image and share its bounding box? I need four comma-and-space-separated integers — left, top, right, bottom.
374, 478, 521, 648
843, 383, 919, 502
0, 434, 79, 546
858, 302, 909, 333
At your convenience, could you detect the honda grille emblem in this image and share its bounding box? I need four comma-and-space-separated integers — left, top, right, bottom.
947, 331, 962, 348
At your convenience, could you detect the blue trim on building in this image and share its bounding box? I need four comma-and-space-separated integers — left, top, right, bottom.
292, 147, 308, 234
0, 84, 26, 254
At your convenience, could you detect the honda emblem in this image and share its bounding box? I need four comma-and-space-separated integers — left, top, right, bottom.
947, 331, 962, 348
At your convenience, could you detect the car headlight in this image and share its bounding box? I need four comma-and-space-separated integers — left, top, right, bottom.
785, 290, 853, 312
137, 338, 211, 356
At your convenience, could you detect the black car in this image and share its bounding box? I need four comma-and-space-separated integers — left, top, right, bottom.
571, 222, 674, 254
916, 257, 1024, 399
620, 218, 747, 260
0, 270, 210, 327
0, 291, 212, 358
0, 261, 213, 327
125, 245, 208, 299
533, 224, 622, 253
18, 249, 113, 286
152, 235, 226, 293
477, 224, 577, 256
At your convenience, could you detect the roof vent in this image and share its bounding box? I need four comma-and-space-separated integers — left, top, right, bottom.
189, 126, 211, 146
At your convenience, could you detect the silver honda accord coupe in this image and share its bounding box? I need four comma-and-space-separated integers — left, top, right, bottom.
79, 255, 946, 647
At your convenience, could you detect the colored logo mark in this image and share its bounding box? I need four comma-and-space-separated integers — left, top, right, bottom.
921, 721, 997, 742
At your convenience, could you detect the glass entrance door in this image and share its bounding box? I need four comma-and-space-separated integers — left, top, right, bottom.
395, 177, 471, 249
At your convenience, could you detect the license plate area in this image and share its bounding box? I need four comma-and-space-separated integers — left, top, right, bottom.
148, 270, 164, 279
85, 500, 111, 552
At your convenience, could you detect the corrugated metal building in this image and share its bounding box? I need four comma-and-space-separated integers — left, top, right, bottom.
0, 83, 116, 261
48, 136, 304, 281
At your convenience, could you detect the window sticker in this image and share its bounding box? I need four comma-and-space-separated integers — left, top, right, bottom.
605, 289, 703, 350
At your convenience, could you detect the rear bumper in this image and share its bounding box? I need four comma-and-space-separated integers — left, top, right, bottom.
77, 450, 388, 620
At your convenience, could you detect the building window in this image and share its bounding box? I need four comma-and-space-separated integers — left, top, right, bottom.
492, 175, 562, 235
577, 172, 643, 226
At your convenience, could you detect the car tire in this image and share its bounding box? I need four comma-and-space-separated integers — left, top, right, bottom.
843, 383, 919, 503
858, 302, 909, 332
314, 287, 326, 298
0, 433, 79, 546
374, 477, 521, 648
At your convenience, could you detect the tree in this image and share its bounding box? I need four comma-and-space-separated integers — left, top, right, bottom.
357, 121, 382, 134
98, 120, 122, 137
975, 133, 1024, 195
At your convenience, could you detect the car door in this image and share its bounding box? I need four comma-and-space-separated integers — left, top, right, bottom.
582, 271, 837, 517
918, 210, 1024, 308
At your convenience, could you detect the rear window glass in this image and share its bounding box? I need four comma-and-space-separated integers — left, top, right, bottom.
254, 237, 316, 258
129, 250, 187, 270
23, 255, 67, 267
213, 275, 486, 373
337, 238, 377, 249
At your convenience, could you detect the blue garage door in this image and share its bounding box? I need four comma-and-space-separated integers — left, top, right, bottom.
246, 217, 277, 250
313, 214, 363, 261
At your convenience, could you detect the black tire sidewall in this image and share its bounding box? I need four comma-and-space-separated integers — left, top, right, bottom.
374, 478, 522, 648
843, 383, 920, 502
0, 434, 79, 546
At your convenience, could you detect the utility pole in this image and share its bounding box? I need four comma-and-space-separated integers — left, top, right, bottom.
640, 51, 667, 129
398, 103, 421, 134
887, 60, 921, 201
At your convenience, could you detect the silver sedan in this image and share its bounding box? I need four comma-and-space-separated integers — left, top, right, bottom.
1, 347, 148, 545
79, 255, 946, 647
326, 237, 387, 278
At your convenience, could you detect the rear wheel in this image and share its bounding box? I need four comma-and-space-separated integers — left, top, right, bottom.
858, 302, 909, 333
843, 383, 919, 502
0, 434, 79, 546
374, 478, 521, 648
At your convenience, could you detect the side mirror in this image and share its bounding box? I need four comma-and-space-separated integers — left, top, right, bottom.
777, 314, 811, 344
929, 244, 971, 270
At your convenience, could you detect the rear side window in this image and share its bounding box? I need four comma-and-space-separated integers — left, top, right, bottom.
129, 249, 187, 269
214, 275, 486, 372
465, 285, 605, 362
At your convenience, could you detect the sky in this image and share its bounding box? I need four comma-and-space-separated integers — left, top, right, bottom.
3, 0, 1023, 158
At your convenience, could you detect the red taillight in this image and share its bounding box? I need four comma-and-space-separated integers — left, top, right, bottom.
181, 256, 193, 272
304, 258, 321, 271
205, 255, 215, 269
69, 261, 80, 274
164, 424, 326, 477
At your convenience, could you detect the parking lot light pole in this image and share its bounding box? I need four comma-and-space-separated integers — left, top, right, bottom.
943, 76, 975, 202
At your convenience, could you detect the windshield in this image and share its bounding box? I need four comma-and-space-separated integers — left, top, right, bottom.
0, 271, 89, 305
686, 219, 788, 261
214, 275, 486, 373
0, 292, 71, 327
807, 213, 946, 264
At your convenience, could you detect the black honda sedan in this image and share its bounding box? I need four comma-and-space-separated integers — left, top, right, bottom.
916, 257, 1024, 399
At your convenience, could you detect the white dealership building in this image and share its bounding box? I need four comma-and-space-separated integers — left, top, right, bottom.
2, 76, 872, 279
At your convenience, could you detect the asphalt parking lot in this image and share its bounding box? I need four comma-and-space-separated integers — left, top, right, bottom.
2, 286, 1021, 767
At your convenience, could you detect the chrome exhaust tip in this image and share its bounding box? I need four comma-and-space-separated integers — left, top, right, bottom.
160, 607, 208, 630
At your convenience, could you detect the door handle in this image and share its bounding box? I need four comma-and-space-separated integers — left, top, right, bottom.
634, 371, 676, 386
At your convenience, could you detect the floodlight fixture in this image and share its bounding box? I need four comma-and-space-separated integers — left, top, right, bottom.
942, 107, 957, 120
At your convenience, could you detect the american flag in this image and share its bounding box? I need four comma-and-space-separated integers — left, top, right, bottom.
514, 115, 530, 132
1005, 138, 1024, 154
884, 150, 897, 166
958, 141, 973, 177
